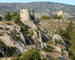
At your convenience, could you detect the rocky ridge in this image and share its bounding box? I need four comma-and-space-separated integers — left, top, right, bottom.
0, 19, 71, 60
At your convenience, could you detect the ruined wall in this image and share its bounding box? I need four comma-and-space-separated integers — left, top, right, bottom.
20, 9, 37, 30
20, 8, 30, 22
58, 10, 64, 18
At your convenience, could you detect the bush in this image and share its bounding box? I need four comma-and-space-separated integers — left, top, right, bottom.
21, 48, 41, 60
0, 17, 2, 21
57, 28, 71, 46
41, 16, 50, 20
11, 11, 18, 18
14, 16, 20, 24
43, 46, 54, 52
4, 12, 12, 21
54, 15, 63, 19
66, 21, 72, 33
55, 40, 63, 44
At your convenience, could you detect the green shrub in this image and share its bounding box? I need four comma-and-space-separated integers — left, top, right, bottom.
11, 11, 18, 18
66, 21, 72, 33
0, 27, 3, 29
21, 48, 41, 60
41, 16, 50, 20
4, 12, 12, 21
55, 40, 63, 44
54, 15, 63, 19
57, 28, 71, 47
43, 46, 54, 52
14, 15, 20, 24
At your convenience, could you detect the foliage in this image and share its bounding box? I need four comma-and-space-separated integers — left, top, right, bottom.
0, 17, 2, 21
54, 15, 63, 19
11, 11, 18, 17
30, 10, 35, 20
55, 40, 63, 44
56, 57, 60, 60
43, 46, 54, 52
11, 11, 26, 31
56, 23, 75, 59
66, 21, 72, 33
4, 12, 11, 21
69, 32, 75, 59
0, 27, 3, 29
21, 48, 42, 60
41, 16, 50, 20
14, 15, 20, 24
57, 28, 71, 47
27, 30, 34, 37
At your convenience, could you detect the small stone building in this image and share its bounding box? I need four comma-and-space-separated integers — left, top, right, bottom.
57, 10, 64, 18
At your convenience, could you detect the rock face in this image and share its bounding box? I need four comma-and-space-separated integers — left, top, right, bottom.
20, 9, 44, 48
0, 22, 27, 54
0, 8, 71, 60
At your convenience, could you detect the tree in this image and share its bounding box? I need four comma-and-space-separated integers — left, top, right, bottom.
13, 15, 20, 24
66, 21, 72, 33
21, 48, 41, 60
4, 12, 11, 21
11, 11, 18, 17
57, 28, 71, 47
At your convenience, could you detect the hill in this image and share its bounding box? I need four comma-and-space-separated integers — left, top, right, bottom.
0, 2, 75, 20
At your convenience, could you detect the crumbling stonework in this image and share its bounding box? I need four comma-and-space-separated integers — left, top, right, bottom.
20, 8, 37, 30
20, 8, 30, 22
58, 10, 64, 18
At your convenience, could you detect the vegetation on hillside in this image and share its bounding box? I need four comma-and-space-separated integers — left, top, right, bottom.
0, 17, 2, 21
54, 15, 63, 19
41, 16, 50, 20
21, 48, 46, 60
56, 21, 75, 60
4, 12, 12, 21
2, 10, 75, 60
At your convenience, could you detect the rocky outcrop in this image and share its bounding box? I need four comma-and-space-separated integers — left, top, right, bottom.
0, 23, 27, 53
0, 19, 70, 60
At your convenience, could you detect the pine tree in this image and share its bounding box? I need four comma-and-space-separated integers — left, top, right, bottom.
4, 12, 11, 21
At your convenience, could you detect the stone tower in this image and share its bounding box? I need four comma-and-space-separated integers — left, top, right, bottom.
58, 10, 64, 18
20, 8, 30, 23
20, 8, 37, 30
20, 8, 44, 48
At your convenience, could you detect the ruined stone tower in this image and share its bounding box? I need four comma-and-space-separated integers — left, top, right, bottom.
58, 10, 64, 18
20, 8, 37, 30
20, 8, 30, 22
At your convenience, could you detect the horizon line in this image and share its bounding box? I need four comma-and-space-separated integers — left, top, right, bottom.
0, 1, 75, 6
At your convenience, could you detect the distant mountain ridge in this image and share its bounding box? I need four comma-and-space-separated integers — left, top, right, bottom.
0, 2, 75, 20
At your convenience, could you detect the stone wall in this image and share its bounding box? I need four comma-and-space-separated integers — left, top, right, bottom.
20, 8, 30, 23
58, 10, 64, 18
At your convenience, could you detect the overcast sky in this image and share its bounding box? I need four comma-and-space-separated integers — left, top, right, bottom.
0, 0, 75, 5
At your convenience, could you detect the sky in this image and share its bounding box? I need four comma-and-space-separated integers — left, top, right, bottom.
0, 0, 75, 5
